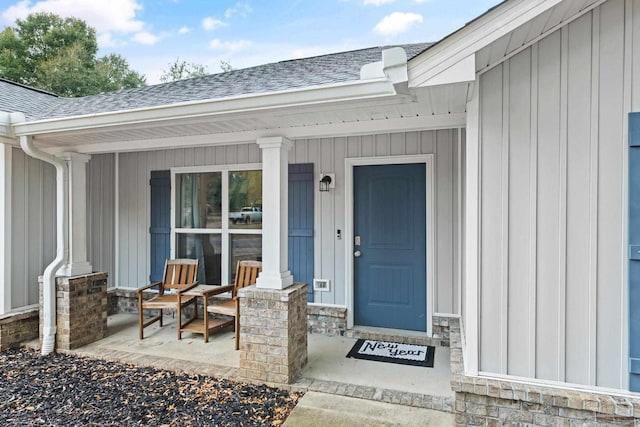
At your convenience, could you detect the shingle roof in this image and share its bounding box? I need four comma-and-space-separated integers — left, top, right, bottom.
0, 79, 59, 121
0, 43, 430, 122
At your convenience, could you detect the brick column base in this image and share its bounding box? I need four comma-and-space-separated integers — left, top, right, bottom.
39, 272, 108, 350
238, 283, 308, 384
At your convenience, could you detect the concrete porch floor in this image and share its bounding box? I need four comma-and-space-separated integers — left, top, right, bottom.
47, 314, 454, 417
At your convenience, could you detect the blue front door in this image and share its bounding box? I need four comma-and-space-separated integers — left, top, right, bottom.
630, 112, 640, 392
354, 163, 427, 331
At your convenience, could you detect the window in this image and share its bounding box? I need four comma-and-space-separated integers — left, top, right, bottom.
172, 165, 262, 285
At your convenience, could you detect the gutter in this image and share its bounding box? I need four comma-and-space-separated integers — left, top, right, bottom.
11, 47, 414, 138
12, 78, 400, 137
12, 113, 68, 355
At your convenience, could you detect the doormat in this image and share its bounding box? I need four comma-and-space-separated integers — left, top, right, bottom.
346, 339, 435, 367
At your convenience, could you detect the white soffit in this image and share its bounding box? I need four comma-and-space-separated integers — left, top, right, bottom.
475, 0, 605, 73
30, 97, 466, 154
408, 0, 569, 87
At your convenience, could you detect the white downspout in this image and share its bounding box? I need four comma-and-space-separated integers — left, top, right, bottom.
18, 133, 68, 356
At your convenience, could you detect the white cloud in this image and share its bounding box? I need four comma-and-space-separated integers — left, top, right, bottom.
373, 12, 423, 36
132, 31, 160, 45
363, 0, 395, 5
202, 17, 226, 31
1, 0, 144, 33
224, 2, 252, 19
413, 0, 430, 3
209, 38, 252, 53
178, 26, 191, 34
97, 32, 117, 48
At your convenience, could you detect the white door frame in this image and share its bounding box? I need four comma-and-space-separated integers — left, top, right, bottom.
344, 154, 435, 336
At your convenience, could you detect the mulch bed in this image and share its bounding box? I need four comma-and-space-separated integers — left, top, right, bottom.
0, 348, 302, 426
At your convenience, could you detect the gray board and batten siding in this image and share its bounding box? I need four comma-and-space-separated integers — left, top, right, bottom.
478, 0, 640, 389
86, 153, 116, 287
9, 151, 116, 310
114, 129, 461, 315
10, 147, 55, 309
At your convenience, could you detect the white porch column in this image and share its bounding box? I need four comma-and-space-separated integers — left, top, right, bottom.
256, 137, 293, 290
58, 152, 93, 276
0, 144, 11, 314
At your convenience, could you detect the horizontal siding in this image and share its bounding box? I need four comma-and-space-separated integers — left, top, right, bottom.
118, 132, 460, 315
10, 148, 55, 309
478, 0, 635, 389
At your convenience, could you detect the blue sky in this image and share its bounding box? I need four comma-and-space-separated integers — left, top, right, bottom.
1, 0, 501, 84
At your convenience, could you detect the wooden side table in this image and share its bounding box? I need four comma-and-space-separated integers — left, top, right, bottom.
179, 284, 234, 342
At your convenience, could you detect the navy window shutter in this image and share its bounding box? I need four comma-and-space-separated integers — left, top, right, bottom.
288, 164, 314, 302
150, 170, 171, 282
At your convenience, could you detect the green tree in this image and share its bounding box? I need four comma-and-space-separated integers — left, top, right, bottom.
160, 57, 209, 82
0, 12, 145, 96
219, 59, 234, 73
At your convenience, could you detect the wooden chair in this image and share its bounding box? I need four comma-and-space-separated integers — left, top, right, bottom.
206, 260, 262, 350
137, 259, 199, 340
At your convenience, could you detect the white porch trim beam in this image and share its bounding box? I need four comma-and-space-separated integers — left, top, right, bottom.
0, 144, 12, 314
44, 113, 466, 155
57, 152, 93, 277
255, 137, 293, 290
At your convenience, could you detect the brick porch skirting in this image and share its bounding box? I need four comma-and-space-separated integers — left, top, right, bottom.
0, 306, 39, 351
449, 318, 640, 426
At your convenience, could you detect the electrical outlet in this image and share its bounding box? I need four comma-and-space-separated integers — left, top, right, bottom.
313, 279, 331, 292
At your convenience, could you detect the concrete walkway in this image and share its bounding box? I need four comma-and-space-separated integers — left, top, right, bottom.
283, 392, 454, 426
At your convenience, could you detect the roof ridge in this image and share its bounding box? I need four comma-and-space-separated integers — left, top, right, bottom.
0, 78, 59, 97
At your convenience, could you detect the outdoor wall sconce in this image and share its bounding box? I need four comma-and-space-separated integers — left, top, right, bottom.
319, 173, 335, 192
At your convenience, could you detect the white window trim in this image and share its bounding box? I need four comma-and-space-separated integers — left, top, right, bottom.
344, 154, 435, 337
170, 163, 262, 284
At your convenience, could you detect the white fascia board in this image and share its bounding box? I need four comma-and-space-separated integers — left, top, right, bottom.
0, 112, 11, 138
420, 54, 476, 87
13, 78, 397, 137
50, 113, 466, 155
408, 0, 563, 87
0, 137, 18, 146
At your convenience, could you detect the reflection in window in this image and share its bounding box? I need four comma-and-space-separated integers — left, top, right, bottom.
176, 172, 222, 229
176, 234, 222, 285
230, 234, 262, 281
229, 170, 262, 229
174, 168, 262, 285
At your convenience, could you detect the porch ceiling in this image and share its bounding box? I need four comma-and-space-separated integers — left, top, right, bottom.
25, 85, 468, 154
475, 0, 604, 73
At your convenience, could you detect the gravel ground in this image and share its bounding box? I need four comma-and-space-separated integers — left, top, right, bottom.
0, 348, 302, 426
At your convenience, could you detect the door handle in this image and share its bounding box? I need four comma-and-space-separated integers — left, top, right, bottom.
354, 250, 362, 257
